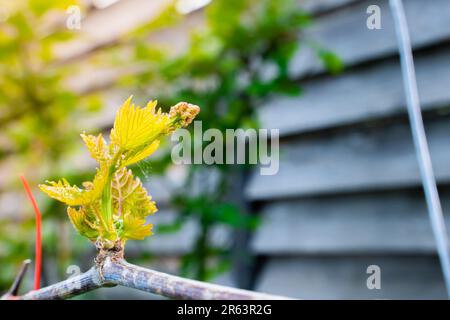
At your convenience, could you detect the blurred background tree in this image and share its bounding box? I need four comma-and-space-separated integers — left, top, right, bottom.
115, 0, 340, 283
0, 0, 102, 289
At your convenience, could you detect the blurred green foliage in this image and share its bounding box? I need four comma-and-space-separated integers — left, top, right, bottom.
0, 0, 101, 290
0, 0, 101, 165
118, 0, 342, 281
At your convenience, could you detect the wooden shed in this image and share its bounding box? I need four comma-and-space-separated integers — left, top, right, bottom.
248, 0, 450, 299
2, 0, 449, 299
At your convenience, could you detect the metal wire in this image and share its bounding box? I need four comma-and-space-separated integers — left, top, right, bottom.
389, 0, 450, 298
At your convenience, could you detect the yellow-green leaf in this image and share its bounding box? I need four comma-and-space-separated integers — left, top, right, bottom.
121, 215, 153, 241
110, 96, 171, 151
39, 163, 108, 206
122, 140, 160, 167
67, 207, 99, 240
80, 133, 109, 164
112, 167, 157, 219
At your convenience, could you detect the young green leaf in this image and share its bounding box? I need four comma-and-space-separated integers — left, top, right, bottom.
39, 97, 200, 249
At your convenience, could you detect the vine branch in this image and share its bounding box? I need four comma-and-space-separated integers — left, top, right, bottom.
2, 254, 290, 300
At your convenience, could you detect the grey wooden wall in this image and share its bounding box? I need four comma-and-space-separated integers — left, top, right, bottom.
245, 0, 450, 299
59, 0, 450, 299
3, 0, 447, 299
122, 0, 450, 299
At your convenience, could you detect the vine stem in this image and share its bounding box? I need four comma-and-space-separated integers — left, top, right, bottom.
2, 255, 291, 300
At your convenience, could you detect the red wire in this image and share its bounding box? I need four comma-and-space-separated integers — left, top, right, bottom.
19, 175, 42, 290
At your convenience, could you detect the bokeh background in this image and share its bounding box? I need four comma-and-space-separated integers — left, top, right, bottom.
1, 0, 450, 299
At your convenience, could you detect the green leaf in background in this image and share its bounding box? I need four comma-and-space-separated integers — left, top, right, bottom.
319, 50, 344, 74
